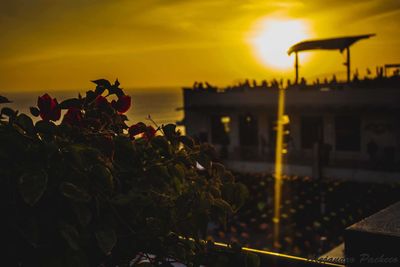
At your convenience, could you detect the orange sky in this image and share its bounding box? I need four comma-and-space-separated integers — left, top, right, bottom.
0, 0, 399, 91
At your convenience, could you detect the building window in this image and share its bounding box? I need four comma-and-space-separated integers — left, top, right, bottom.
239, 114, 258, 147
268, 117, 277, 149
221, 116, 231, 133
211, 115, 230, 145
301, 116, 323, 149
335, 116, 360, 151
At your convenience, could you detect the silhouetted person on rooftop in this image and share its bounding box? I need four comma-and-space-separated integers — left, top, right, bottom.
366, 68, 372, 77
300, 77, 307, 87
271, 79, 279, 89
331, 75, 337, 84
198, 82, 204, 90
205, 82, 217, 92
244, 79, 250, 89
261, 80, 268, 88
376, 66, 384, 78
353, 69, 360, 83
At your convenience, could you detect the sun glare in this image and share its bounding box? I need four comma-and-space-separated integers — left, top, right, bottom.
248, 17, 312, 70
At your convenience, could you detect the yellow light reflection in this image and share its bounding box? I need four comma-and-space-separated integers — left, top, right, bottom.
247, 17, 313, 70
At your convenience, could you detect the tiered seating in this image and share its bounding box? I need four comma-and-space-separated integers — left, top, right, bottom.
209, 173, 400, 258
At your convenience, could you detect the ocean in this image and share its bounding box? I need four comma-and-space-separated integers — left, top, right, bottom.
0, 87, 185, 132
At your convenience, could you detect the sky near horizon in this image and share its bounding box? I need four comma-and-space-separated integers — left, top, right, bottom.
0, 0, 399, 91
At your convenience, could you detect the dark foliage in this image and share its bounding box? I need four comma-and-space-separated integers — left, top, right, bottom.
0, 79, 255, 267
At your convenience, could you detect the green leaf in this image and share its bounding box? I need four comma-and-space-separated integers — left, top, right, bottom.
135, 263, 154, 267
91, 79, 111, 89
59, 98, 82, 109
151, 136, 170, 154
109, 84, 123, 97
211, 162, 225, 178
95, 228, 117, 255
61, 182, 92, 202
35, 120, 56, 134
110, 193, 133, 206
170, 163, 185, 180
222, 171, 235, 183
178, 136, 194, 148
72, 204, 92, 226
19, 219, 40, 248
162, 124, 176, 139
221, 183, 235, 203
195, 153, 211, 169
154, 164, 170, 179
30, 107, 40, 117
214, 254, 230, 266
213, 199, 233, 214
1, 107, 16, 118
172, 176, 183, 193
0, 95, 11, 104
85, 90, 97, 103
60, 222, 80, 250
18, 170, 48, 206
209, 185, 221, 198
234, 183, 249, 209
107, 79, 124, 96
16, 114, 34, 134
63, 250, 90, 267
90, 164, 114, 192
245, 252, 260, 267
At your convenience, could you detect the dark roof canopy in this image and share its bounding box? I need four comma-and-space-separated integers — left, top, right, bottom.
288, 34, 375, 55
385, 64, 400, 68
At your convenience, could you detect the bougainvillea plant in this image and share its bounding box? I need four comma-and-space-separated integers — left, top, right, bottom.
0, 80, 257, 267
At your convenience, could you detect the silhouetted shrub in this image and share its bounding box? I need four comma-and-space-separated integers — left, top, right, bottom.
0, 79, 255, 267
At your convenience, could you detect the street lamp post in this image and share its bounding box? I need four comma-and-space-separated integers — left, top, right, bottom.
273, 84, 286, 248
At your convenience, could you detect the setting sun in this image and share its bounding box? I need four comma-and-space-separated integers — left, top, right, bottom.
248, 17, 313, 70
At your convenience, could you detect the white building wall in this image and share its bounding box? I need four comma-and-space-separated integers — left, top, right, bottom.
289, 113, 301, 153
184, 110, 209, 139
228, 112, 240, 154
258, 111, 269, 155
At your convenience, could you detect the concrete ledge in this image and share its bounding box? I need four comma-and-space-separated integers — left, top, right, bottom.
319, 243, 345, 265
345, 202, 400, 266
224, 160, 400, 183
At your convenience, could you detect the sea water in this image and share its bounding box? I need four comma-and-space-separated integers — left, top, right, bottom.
0, 87, 184, 132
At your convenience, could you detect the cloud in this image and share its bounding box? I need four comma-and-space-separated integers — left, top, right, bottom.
296, 0, 400, 23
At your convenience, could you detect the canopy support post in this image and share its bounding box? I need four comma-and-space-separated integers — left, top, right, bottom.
346, 47, 351, 83
294, 52, 299, 85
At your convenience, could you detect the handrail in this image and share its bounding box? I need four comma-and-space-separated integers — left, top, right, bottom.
178, 235, 345, 267
213, 241, 345, 267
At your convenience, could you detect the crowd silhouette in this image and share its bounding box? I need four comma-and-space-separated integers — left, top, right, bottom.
190, 67, 400, 93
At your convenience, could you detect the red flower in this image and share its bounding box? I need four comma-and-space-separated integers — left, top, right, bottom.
128, 122, 146, 139
37, 93, 61, 121
128, 123, 157, 140
62, 107, 82, 126
95, 95, 109, 108
144, 126, 157, 140
111, 95, 131, 113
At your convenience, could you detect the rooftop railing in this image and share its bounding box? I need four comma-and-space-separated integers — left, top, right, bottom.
185, 75, 400, 94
